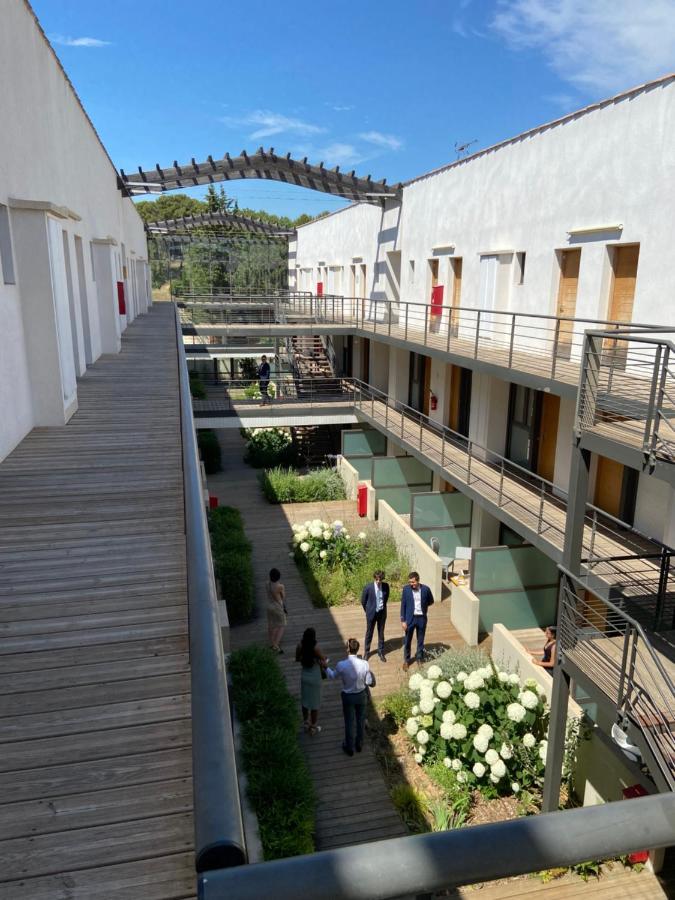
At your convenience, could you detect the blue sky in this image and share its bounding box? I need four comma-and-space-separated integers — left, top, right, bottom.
32, 0, 675, 218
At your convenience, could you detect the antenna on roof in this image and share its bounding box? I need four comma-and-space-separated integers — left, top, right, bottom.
454, 139, 477, 159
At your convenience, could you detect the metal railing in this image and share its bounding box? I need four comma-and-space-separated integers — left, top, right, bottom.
174, 308, 247, 871
180, 293, 669, 388
198, 793, 675, 900
191, 375, 357, 416
558, 570, 675, 789
577, 328, 675, 463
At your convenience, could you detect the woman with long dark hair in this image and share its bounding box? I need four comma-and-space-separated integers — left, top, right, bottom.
295, 627, 328, 736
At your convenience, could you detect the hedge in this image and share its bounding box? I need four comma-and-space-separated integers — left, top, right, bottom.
197, 429, 222, 474
229, 646, 315, 859
208, 506, 253, 623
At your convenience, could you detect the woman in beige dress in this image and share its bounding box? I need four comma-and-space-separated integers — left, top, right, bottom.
267, 567, 287, 653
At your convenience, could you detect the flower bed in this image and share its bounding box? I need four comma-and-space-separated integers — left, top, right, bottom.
208, 506, 253, 623
261, 466, 346, 503
291, 519, 408, 608
405, 661, 549, 797
229, 646, 315, 859
242, 427, 297, 468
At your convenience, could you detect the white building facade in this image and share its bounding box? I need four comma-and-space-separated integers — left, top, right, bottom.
0, 1, 150, 461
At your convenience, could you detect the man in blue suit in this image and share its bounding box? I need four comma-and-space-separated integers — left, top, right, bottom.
400, 571, 434, 670
361, 570, 389, 662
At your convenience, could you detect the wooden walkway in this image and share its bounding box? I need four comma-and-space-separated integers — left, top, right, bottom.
0, 304, 195, 899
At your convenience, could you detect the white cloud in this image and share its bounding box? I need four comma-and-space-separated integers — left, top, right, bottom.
542, 92, 577, 109
295, 142, 368, 168
358, 130, 403, 151
50, 34, 110, 47
492, 0, 675, 94
221, 110, 326, 139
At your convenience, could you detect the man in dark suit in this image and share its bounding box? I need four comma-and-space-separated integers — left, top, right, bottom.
361, 570, 389, 662
400, 571, 434, 670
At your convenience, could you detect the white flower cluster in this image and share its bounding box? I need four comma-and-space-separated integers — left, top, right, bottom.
405, 660, 549, 796
291, 519, 358, 557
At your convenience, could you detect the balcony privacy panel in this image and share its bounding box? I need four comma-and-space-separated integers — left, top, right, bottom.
369, 456, 434, 516
471, 545, 558, 632
341, 429, 387, 457
411, 492, 473, 558
351, 457, 374, 482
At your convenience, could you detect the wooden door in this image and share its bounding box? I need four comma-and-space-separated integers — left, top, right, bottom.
448, 366, 471, 436
555, 248, 581, 359
536, 393, 560, 483
594, 455, 624, 519
609, 245, 639, 323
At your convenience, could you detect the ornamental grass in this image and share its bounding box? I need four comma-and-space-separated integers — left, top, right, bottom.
260, 466, 346, 503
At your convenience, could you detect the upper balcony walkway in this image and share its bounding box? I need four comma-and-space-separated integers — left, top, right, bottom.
0, 305, 194, 899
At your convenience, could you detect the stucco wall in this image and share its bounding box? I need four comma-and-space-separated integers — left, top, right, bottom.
378, 499, 443, 601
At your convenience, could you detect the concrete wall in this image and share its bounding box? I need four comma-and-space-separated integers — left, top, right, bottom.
0, 2, 149, 459
378, 499, 442, 601
450, 583, 480, 646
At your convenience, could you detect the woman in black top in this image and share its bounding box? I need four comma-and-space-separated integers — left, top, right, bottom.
531, 625, 556, 672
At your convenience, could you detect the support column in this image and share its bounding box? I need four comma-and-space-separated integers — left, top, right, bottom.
542, 663, 571, 812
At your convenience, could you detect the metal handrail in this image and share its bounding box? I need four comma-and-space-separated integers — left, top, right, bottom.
198, 793, 675, 900
191, 375, 356, 414
174, 306, 247, 871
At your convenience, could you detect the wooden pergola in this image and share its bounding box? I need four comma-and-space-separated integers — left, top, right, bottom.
146, 210, 294, 238
120, 147, 402, 203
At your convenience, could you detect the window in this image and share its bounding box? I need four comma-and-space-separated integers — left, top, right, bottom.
515, 251, 526, 285
0, 204, 16, 284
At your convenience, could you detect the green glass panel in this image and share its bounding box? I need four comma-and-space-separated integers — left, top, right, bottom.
412, 492, 472, 529
472, 546, 558, 593
350, 457, 373, 481
342, 429, 387, 457
376, 486, 412, 514
416, 526, 471, 558
372, 456, 433, 487
478, 587, 558, 633
501, 526, 526, 547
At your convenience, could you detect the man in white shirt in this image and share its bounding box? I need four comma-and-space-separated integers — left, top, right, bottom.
400, 571, 434, 670
328, 638, 374, 756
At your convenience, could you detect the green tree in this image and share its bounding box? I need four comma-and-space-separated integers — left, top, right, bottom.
135, 193, 206, 224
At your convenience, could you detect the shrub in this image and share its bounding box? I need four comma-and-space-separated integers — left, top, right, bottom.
379, 687, 414, 726
404, 662, 549, 798
229, 646, 315, 859
293, 523, 409, 608
189, 371, 207, 400
197, 429, 221, 474
261, 467, 347, 504
240, 357, 258, 380
390, 783, 429, 833
244, 382, 277, 400
208, 506, 253, 623
243, 427, 296, 468
428, 646, 491, 681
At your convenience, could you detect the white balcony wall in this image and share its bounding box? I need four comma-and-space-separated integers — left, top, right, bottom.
0, 1, 149, 459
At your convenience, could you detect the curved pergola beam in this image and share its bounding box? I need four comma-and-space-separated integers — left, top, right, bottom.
120, 147, 402, 203
146, 210, 294, 237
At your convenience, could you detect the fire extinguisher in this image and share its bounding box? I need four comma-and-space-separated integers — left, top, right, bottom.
430, 393, 438, 411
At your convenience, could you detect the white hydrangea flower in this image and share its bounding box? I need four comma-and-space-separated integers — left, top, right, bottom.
456, 671, 468, 682
298, 530, 309, 541
419, 696, 435, 715
489, 774, 500, 784
524, 678, 538, 690
304, 521, 312, 529
426, 664, 443, 681
311, 519, 322, 527
416, 729, 430, 745
419, 678, 433, 693
414, 752, 423, 764
291, 523, 301, 532
300, 542, 310, 553
419, 746, 427, 756
519, 689, 539, 710
511, 782, 520, 793
477, 724, 494, 740
507, 702, 526, 723
332, 520, 343, 528
464, 672, 484, 691
443, 757, 452, 768
484, 748, 500, 766
411, 705, 419, 715
440, 722, 454, 740
539, 741, 548, 763
480, 666, 494, 679
436, 681, 452, 699
498, 671, 510, 683
358, 531, 367, 540
509, 673, 521, 685
310, 527, 322, 538
473, 762, 486, 778
500, 743, 513, 760
323, 530, 332, 540
451, 758, 462, 771
441, 709, 456, 724
292, 534, 301, 544
405, 718, 419, 736
343, 533, 350, 539
319, 550, 327, 559
408, 673, 424, 691
451, 723, 467, 740
457, 771, 468, 783
463, 691, 480, 709
522, 733, 536, 748
473, 733, 489, 754
490, 759, 507, 779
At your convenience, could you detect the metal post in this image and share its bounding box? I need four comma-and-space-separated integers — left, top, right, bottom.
541, 657, 571, 813
474, 311, 481, 358
538, 482, 545, 534
441, 435, 445, 469
388, 302, 392, 337
467, 441, 472, 483
446, 310, 452, 353
551, 319, 561, 380
405, 303, 409, 341
562, 445, 591, 575
374, 301, 379, 335
423, 305, 429, 347
498, 462, 504, 507
617, 624, 632, 710
508, 315, 516, 369
654, 549, 671, 630
420, 421, 423, 450
648, 344, 669, 463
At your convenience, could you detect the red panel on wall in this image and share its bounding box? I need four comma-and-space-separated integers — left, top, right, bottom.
317, 281, 324, 296
431, 284, 444, 316
117, 281, 126, 315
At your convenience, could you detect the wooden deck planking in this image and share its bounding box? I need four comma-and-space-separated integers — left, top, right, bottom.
0, 305, 195, 897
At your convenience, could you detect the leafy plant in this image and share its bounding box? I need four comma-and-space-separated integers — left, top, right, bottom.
390, 783, 429, 832
379, 688, 414, 726
197, 429, 221, 473
208, 506, 253, 623
189, 370, 207, 400
229, 646, 315, 859
243, 427, 296, 468
571, 860, 601, 882
240, 357, 258, 380
261, 467, 346, 503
